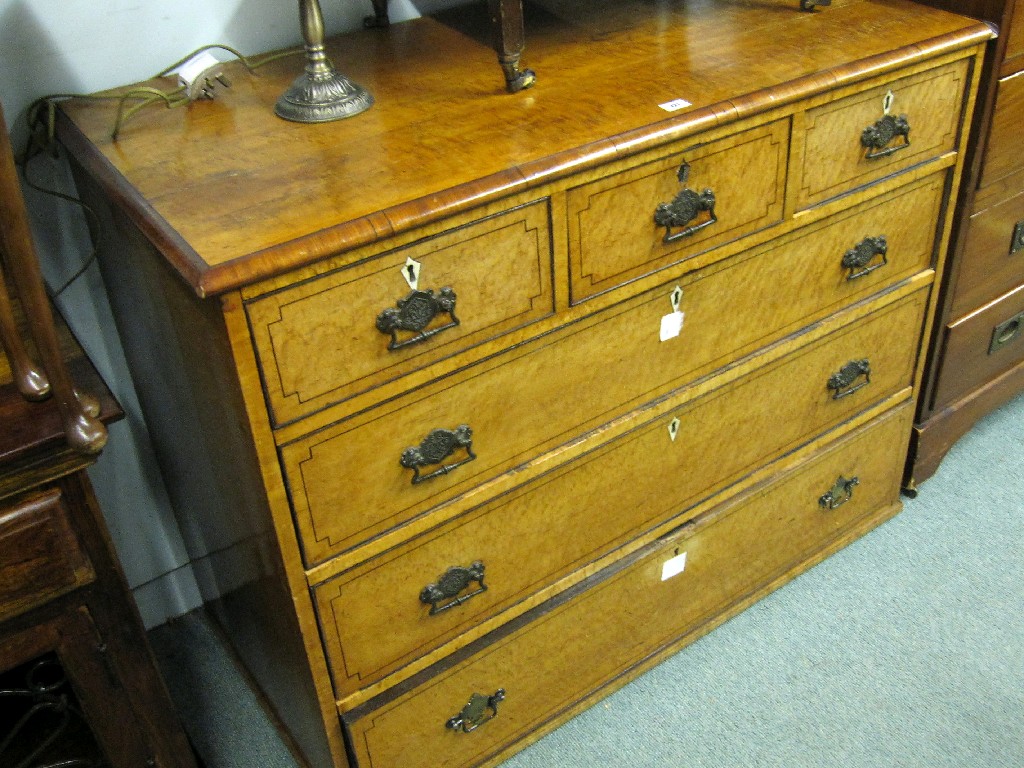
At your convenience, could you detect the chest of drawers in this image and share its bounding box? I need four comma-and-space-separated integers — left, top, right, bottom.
56, 2, 990, 765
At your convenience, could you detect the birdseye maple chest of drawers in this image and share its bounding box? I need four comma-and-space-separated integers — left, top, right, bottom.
56, 2, 990, 766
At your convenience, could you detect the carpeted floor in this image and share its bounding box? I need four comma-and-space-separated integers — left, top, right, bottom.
150, 392, 1024, 768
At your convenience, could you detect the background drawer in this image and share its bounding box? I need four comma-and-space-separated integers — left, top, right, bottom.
932, 282, 1024, 406
341, 403, 914, 768
0, 488, 95, 622
285, 229, 932, 567
797, 59, 970, 209
566, 120, 787, 303
949, 175, 1024, 318
315, 290, 929, 702
978, 71, 1024, 189
246, 200, 554, 426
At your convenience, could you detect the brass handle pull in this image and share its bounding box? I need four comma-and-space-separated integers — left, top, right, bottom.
400, 424, 476, 484
447, 689, 506, 733
376, 286, 459, 351
827, 359, 871, 400
654, 161, 718, 243
421, 561, 487, 615
861, 114, 911, 160
1010, 220, 1024, 255
842, 235, 888, 280
819, 475, 859, 510
989, 310, 1024, 355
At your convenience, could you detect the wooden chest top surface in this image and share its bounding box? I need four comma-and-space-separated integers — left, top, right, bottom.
57, 0, 990, 297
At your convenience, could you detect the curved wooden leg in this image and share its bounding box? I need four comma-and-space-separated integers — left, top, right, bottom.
488, 0, 536, 92
365, 0, 390, 28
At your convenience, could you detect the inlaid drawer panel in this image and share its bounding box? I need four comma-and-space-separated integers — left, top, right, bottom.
932, 282, 1024, 406
0, 488, 95, 622
566, 119, 788, 303
948, 176, 1024, 318
341, 403, 914, 768
314, 289, 927, 699
977, 71, 1024, 190
284, 202, 931, 567
797, 58, 970, 209
247, 199, 554, 426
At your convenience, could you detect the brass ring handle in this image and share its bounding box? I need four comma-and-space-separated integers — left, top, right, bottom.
861, 114, 911, 160
827, 359, 871, 400
447, 689, 506, 733
819, 475, 859, 510
400, 424, 476, 485
654, 161, 718, 243
376, 286, 459, 351
842, 235, 888, 280
421, 561, 487, 615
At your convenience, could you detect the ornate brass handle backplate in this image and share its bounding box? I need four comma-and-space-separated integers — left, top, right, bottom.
421, 561, 487, 615
400, 424, 476, 484
827, 359, 871, 400
819, 475, 859, 510
842, 235, 888, 280
376, 286, 459, 351
654, 161, 718, 243
447, 689, 506, 734
861, 114, 911, 160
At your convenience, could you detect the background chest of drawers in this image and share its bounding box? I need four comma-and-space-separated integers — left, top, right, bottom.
56, 2, 989, 766
905, 0, 1024, 486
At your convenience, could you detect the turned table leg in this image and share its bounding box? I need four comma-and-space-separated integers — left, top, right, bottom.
488, 0, 536, 92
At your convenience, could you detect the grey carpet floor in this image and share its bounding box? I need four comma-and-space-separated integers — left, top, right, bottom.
150, 392, 1024, 768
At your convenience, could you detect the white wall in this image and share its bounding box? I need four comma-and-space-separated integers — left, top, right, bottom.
0, 0, 468, 628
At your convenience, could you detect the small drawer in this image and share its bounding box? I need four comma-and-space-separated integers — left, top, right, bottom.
0, 488, 95, 622
285, 196, 932, 567
1005, 0, 1024, 69
797, 58, 970, 209
315, 289, 928, 701
246, 199, 554, 427
566, 119, 788, 303
949, 176, 1024, 319
340, 403, 914, 768
932, 282, 1024, 407
978, 71, 1024, 190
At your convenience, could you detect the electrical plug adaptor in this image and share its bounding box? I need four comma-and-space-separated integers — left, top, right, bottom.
177, 51, 231, 100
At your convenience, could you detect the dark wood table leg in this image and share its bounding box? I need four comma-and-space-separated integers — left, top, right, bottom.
488, 0, 536, 92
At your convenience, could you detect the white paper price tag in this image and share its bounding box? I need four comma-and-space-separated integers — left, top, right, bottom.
661, 551, 688, 581
660, 311, 685, 341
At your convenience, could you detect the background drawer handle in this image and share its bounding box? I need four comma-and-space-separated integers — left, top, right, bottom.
842, 235, 888, 280
1010, 220, 1024, 255
400, 424, 475, 484
447, 689, 506, 733
861, 114, 911, 160
827, 359, 871, 399
654, 161, 718, 243
420, 561, 487, 615
819, 475, 859, 510
989, 311, 1024, 354
376, 286, 459, 351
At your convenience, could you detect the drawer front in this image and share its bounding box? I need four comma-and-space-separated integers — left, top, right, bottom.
247, 200, 554, 426
0, 488, 95, 622
285, 197, 932, 566
932, 282, 1024, 407
949, 178, 1024, 318
315, 290, 928, 699
567, 120, 787, 302
342, 403, 914, 768
1006, 0, 1024, 69
978, 71, 1024, 190
797, 59, 970, 209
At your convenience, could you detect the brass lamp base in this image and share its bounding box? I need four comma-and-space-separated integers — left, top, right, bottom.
275, 68, 373, 123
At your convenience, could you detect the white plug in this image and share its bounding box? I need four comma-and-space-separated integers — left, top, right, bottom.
176, 51, 231, 100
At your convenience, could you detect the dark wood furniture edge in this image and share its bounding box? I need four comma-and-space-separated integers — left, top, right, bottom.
56, 24, 992, 300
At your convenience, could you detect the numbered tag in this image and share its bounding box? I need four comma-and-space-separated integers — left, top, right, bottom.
660, 286, 685, 342
403, 257, 421, 290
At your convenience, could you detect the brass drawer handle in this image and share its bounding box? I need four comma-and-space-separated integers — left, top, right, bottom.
654, 161, 718, 243
989, 311, 1024, 355
819, 475, 859, 510
421, 561, 487, 615
1010, 220, 1024, 255
447, 689, 506, 734
827, 359, 871, 399
861, 114, 911, 160
376, 286, 459, 351
400, 425, 476, 484
842, 235, 888, 280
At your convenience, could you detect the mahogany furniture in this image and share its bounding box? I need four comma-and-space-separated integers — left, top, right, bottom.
55, 2, 990, 766
904, 0, 1024, 487
0, 119, 196, 766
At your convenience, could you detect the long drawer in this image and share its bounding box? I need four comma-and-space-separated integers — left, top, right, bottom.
315, 287, 928, 700
284, 183, 938, 566
341, 403, 915, 768
978, 70, 1024, 189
